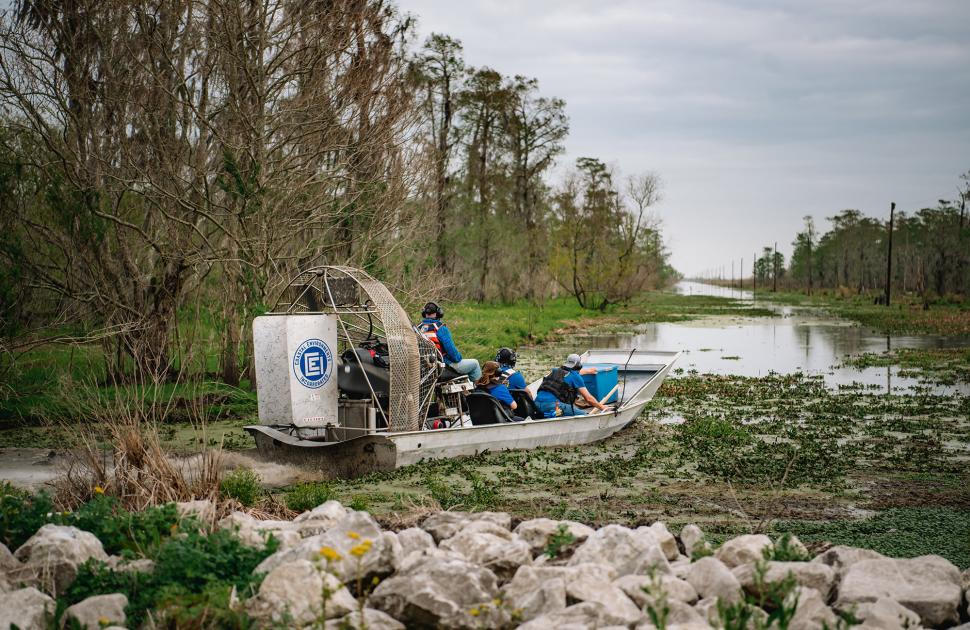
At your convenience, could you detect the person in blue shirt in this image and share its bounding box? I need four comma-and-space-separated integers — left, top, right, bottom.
535, 353, 609, 418
418, 301, 482, 381
495, 347, 528, 392
475, 361, 517, 412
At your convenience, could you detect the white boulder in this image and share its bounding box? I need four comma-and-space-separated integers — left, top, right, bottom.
421, 511, 511, 542
788, 586, 839, 630
733, 561, 835, 599
854, 597, 923, 630
685, 556, 742, 604
176, 499, 215, 524
439, 520, 532, 578
0, 586, 55, 630
513, 518, 594, 554
13, 525, 109, 595
517, 601, 642, 630
638, 522, 680, 560
369, 553, 506, 628
568, 524, 669, 576
714, 534, 772, 568
836, 555, 962, 627
679, 524, 705, 558
248, 559, 355, 625
254, 510, 395, 582
500, 565, 567, 622
812, 545, 885, 575
61, 593, 127, 630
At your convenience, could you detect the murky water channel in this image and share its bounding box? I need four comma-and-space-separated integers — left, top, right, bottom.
522, 281, 970, 396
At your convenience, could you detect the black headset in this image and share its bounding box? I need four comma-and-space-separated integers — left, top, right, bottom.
422, 301, 444, 318
495, 347, 517, 366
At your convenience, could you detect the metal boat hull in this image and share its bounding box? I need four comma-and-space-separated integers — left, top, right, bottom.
246, 349, 680, 478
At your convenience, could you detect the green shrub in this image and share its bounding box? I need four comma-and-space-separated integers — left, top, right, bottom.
64, 527, 278, 628
543, 524, 576, 558
468, 472, 500, 510
284, 482, 333, 513
348, 495, 369, 512
1, 485, 180, 557
423, 474, 462, 510
0, 482, 56, 549
220, 468, 262, 506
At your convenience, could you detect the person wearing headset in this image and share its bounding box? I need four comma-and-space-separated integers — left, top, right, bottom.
495, 347, 529, 393
418, 302, 482, 381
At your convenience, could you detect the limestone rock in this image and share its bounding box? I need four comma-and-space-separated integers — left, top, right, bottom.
638, 522, 680, 560
293, 501, 350, 536
714, 534, 772, 569
219, 511, 301, 550
634, 598, 708, 628
517, 601, 643, 630
439, 520, 532, 578
693, 597, 767, 628
671, 558, 692, 580
176, 499, 215, 524
568, 524, 669, 576
513, 518, 594, 554
501, 565, 567, 622
13, 525, 108, 595
733, 561, 835, 599
421, 511, 511, 542
812, 545, 885, 575
788, 587, 838, 630
565, 565, 642, 625
254, 510, 395, 582
0, 542, 21, 572
323, 608, 405, 630
836, 555, 961, 627
615, 573, 698, 605
0, 586, 55, 630
248, 559, 355, 625
685, 557, 742, 604
62, 593, 127, 630
369, 553, 506, 629
680, 524, 705, 558
395, 527, 435, 561
854, 597, 923, 630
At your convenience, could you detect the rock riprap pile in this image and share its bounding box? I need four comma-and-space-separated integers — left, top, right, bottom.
0, 500, 968, 629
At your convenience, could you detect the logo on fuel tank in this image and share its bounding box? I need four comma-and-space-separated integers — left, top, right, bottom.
293, 339, 333, 389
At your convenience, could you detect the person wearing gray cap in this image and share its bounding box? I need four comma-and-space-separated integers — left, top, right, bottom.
534, 353, 610, 418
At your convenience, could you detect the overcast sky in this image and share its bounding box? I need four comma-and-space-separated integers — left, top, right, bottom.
404, 0, 970, 276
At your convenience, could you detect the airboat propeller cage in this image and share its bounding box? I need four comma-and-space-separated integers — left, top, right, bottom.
252, 266, 440, 433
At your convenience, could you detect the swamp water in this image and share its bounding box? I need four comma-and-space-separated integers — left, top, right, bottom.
520, 280, 970, 398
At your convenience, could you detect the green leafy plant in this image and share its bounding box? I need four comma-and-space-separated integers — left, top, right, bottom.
64, 527, 278, 628
0, 482, 56, 549
284, 482, 333, 513
467, 472, 499, 510
220, 468, 262, 507
764, 533, 810, 562
348, 495, 369, 512
543, 523, 576, 558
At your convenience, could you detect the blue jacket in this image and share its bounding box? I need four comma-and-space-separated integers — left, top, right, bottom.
421, 318, 462, 363
500, 366, 527, 390
479, 382, 515, 408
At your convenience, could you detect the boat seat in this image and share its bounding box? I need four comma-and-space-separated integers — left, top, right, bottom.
509, 389, 540, 420
437, 365, 465, 382
466, 391, 515, 426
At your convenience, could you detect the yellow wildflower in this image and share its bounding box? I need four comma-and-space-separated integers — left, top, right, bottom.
372, 576, 381, 586
492, 598, 502, 607
319, 546, 342, 562
469, 608, 480, 617
349, 539, 373, 557
93, 486, 104, 495
346, 531, 361, 540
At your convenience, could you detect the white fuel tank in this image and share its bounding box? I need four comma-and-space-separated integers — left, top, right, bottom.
253, 314, 339, 427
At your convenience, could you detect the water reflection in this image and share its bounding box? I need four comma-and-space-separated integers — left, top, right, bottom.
561, 281, 970, 394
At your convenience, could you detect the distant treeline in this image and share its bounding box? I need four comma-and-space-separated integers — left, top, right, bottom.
0, 0, 674, 384
751, 174, 969, 299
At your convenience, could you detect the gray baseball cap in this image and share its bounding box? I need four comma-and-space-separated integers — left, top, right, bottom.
564, 353, 582, 369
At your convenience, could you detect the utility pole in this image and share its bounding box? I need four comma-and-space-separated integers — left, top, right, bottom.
772, 242, 778, 292
885, 202, 895, 307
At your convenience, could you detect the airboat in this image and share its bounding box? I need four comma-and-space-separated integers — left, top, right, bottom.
244, 266, 680, 478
